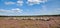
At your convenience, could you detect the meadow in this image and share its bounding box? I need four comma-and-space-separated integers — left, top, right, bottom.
0, 15, 60, 28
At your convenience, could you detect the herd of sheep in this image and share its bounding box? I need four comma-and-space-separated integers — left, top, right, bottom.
0, 16, 51, 21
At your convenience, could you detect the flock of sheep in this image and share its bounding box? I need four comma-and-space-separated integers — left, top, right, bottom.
1, 17, 50, 21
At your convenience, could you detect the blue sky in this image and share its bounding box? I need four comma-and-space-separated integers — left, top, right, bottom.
0, 0, 60, 16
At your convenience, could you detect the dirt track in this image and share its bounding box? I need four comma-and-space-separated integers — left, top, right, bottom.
0, 18, 60, 28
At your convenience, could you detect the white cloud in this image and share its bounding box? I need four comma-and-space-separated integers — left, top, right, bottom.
41, 5, 47, 12
5, 2, 15, 5
0, 8, 23, 13
27, 0, 48, 5
4, 0, 48, 6
11, 8, 23, 13
52, 8, 60, 13
17, 0, 23, 6
39, 5, 60, 15
4, 0, 23, 6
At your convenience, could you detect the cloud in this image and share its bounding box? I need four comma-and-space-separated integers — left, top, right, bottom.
17, 0, 23, 6
39, 5, 60, 15
4, 0, 23, 6
52, 8, 60, 13
11, 8, 23, 13
4, 0, 47, 6
27, 0, 48, 5
5, 1, 15, 5
0, 8, 23, 13
41, 5, 47, 12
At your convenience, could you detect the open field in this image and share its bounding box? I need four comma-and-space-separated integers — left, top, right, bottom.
0, 15, 60, 28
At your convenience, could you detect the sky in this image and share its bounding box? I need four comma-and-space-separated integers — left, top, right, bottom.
0, 0, 60, 16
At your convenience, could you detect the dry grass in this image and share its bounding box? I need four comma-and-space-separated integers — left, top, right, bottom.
0, 17, 60, 28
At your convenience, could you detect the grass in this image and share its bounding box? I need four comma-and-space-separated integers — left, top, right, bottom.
0, 16, 60, 28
